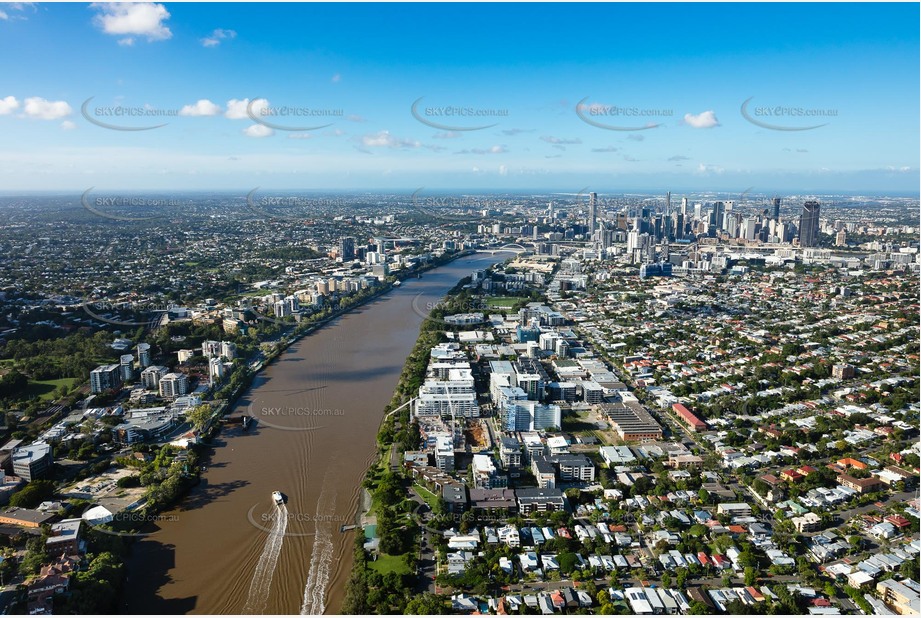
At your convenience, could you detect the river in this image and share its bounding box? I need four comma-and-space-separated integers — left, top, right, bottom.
122, 252, 505, 615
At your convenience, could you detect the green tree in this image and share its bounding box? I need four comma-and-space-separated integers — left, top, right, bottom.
186, 404, 213, 431
403, 593, 447, 614
9, 480, 56, 509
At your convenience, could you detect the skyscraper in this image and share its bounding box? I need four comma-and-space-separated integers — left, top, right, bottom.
710, 201, 726, 231
799, 200, 821, 247
771, 196, 781, 220
339, 236, 355, 261
588, 192, 598, 235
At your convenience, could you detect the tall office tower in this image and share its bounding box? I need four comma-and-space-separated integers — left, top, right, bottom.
710, 201, 726, 231
652, 214, 662, 240
798, 200, 821, 247
742, 217, 758, 241
532, 225, 539, 240
627, 228, 641, 253
665, 191, 671, 216
339, 236, 355, 261
588, 192, 598, 234
681, 197, 688, 216
694, 203, 702, 220
726, 214, 741, 238
771, 196, 781, 220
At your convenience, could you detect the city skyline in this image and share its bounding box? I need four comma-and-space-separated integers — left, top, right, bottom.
0, 3, 917, 191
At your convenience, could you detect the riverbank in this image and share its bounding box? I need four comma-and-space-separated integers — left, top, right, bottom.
120, 250, 498, 614
340, 268, 485, 614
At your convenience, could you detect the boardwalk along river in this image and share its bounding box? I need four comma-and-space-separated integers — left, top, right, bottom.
123, 253, 505, 614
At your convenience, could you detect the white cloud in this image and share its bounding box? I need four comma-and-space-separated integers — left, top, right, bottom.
243, 124, 274, 138
0, 3, 35, 21
200, 28, 236, 47
696, 163, 724, 174
91, 3, 172, 44
540, 135, 581, 145
498, 164, 508, 176
179, 99, 222, 117
23, 97, 72, 120
433, 131, 461, 139
287, 133, 313, 140
683, 110, 720, 129
331, 73, 341, 83
455, 145, 507, 155
60, 120, 76, 130
361, 130, 420, 149
225, 98, 268, 120
0, 96, 19, 115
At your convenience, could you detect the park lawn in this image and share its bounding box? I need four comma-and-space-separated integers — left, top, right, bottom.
26, 377, 79, 401
413, 483, 441, 511
486, 296, 520, 308
367, 552, 412, 575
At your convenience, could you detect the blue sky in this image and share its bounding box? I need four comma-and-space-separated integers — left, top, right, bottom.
0, 2, 918, 193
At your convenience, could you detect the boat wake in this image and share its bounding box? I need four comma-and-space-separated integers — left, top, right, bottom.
300, 484, 335, 615
242, 503, 288, 614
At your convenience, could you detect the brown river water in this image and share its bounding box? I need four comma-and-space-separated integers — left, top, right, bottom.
122, 253, 504, 615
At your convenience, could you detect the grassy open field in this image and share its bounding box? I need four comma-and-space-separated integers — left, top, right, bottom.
367, 551, 412, 575
25, 377, 79, 401
486, 296, 522, 308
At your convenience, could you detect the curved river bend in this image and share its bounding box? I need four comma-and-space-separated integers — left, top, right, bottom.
123, 253, 503, 615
